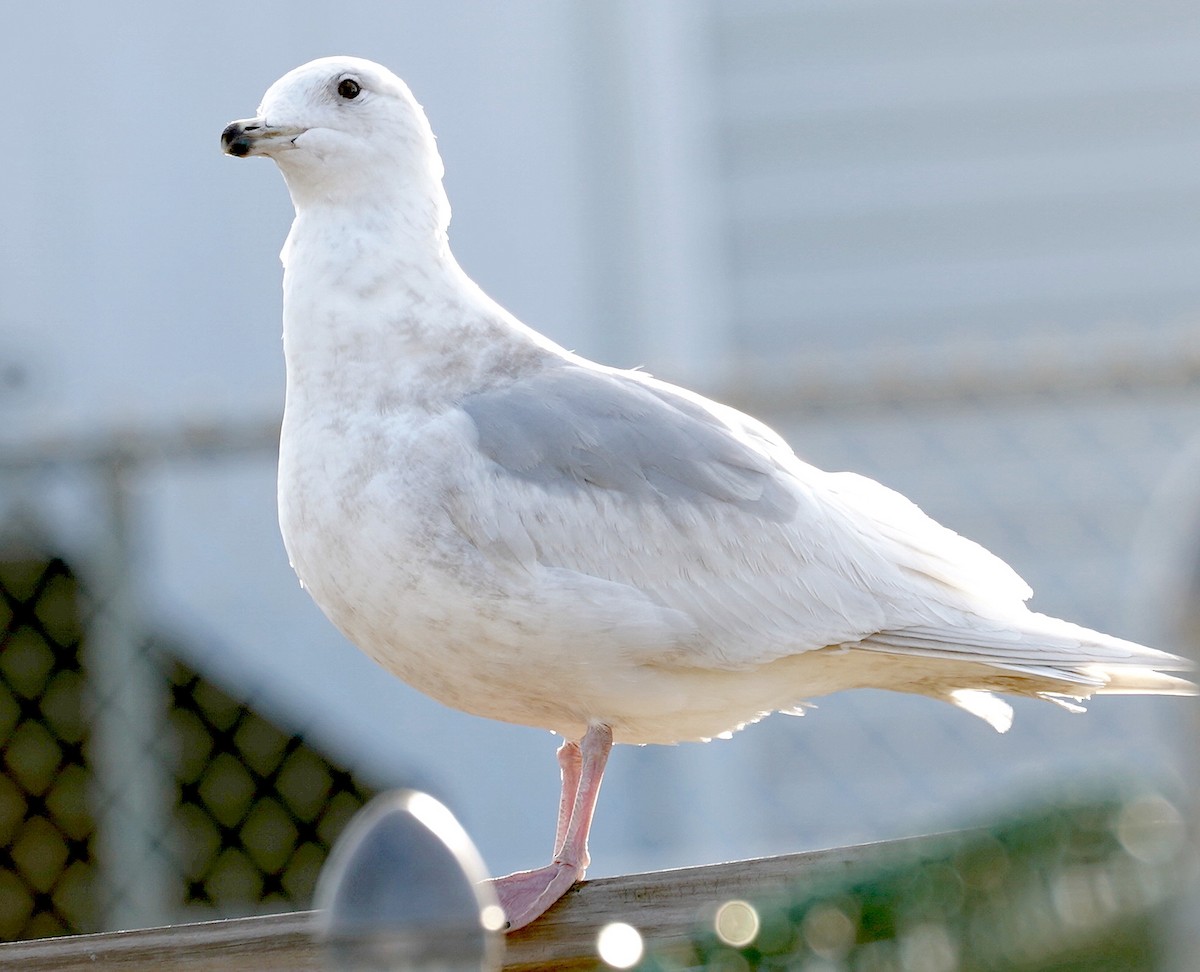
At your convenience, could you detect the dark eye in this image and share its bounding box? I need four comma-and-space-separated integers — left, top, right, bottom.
337, 78, 361, 100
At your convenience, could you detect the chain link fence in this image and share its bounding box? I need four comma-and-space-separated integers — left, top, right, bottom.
169, 659, 372, 917
0, 557, 93, 940
0, 510, 375, 941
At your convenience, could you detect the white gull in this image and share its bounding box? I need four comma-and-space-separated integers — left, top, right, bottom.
221, 56, 1193, 930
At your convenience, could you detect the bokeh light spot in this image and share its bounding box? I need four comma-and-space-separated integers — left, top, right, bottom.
1116, 793, 1184, 865
1052, 864, 1119, 928
714, 899, 760, 947
480, 903, 506, 932
801, 902, 856, 958
597, 921, 644, 969
899, 922, 957, 972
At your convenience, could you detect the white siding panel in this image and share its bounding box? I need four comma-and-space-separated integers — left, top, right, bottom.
707, 1, 1200, 360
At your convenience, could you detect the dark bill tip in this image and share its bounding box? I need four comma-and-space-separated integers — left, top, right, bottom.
221, 120, 260, 157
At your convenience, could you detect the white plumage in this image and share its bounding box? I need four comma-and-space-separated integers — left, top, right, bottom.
223, 56, 1192, 929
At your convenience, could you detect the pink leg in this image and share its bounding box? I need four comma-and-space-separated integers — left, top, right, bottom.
487, 723, 613, 932
553, 740, 582, 858
554, 726, 609, 872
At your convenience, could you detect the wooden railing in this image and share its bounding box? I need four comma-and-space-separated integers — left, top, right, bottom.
0, 840, 895, 971
0, 806, 1181, 972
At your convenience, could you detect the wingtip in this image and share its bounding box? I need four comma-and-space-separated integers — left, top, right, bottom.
1082, 665, 1197, 697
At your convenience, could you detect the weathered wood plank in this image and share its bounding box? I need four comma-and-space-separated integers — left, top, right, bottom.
0, 911, 318, 972
503, 839, 918, 971
0, 839, 912, 971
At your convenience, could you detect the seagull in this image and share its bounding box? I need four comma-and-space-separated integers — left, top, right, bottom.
222, 56, 1193, 931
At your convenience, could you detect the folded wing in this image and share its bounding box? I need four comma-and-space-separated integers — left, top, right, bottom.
455, 361, 1189, 711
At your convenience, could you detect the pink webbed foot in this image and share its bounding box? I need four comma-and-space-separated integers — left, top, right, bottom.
488, 860, 585, 931
486, 723, 614, 932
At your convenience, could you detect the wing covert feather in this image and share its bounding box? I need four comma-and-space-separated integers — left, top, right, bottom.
450, 364, 1035, 669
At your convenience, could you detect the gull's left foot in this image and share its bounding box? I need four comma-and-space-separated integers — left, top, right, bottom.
488, 861, 584, 931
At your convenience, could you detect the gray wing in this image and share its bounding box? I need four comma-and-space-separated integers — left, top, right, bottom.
453, 361, 1037, 668
451, 362, 1183, 696
461, 364, 798, 522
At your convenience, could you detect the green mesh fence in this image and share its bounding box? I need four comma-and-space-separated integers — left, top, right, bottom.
643, 793, 1188, 972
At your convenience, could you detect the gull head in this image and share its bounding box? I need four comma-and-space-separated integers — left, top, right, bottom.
221, 56, 447, 216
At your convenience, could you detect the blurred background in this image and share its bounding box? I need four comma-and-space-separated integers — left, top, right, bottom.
1, 0, 1198, 945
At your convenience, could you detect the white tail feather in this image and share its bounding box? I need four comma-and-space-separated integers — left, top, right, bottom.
859, 610, 1194, 730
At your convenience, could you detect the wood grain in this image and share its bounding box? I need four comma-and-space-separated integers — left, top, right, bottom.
0, 838, 919, 971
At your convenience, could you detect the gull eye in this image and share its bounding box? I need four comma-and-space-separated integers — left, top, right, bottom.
337, 78, 361, 100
